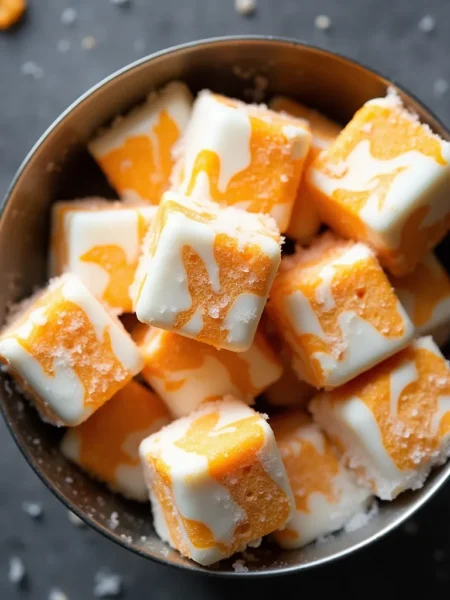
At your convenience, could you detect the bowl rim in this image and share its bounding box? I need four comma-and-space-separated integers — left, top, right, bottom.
1, 34, 449, 578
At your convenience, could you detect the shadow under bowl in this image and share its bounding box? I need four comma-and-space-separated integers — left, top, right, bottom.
1, 36, 449, 577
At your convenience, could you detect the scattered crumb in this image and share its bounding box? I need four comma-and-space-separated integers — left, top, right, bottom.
403, 519, 419, 536
247, 537, 262, 548
20, 61, 44, 80
68, 510, 85, 528
81, 35, 97, 50
235, 0, 256, 16
57, 39, 71, 54
315, 14, 332, 31
65, 477, 73, 484
120, 534, 132, 544
418, 14, 436, 33
434, 78, 449, 97
315, 533, 334, 545
140, 535, 147, 542
49, 588, 69, 600
21, 501, 43, 519
344, 501, 378, 532
232, 559, 249, 573
61, 7, 77, 26
109, 511, 119, 530
133, 39, 146, 53
8, 556, 26, 586
93, 569, 123, 598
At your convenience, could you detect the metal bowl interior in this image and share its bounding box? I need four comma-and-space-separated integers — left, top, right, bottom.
1, 37, 449, 577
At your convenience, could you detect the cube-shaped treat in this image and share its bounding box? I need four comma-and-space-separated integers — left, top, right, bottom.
133, 324, 282, 418
175, 90, 312, 231
390, 253, 450, 347
61, 380, 170, 501
268, 232, 415, 389
88, 82, 193, 203
0, 275, 143, 426
50, 199, 156, 314
132, 191, 281, 352
271, 410, 372, 548
139, 396, 294, 565
270, 96, 341, 244
311, 337, 450, 500
306, 91, 450, 276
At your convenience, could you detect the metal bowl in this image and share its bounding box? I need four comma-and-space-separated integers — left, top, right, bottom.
1, 36, 449, 577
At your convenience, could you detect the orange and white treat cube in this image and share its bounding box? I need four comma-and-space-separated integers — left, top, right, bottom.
310, 337, 450, 500
270, 96, 341, 243
61, 380, 170, 501
268, 233, 414, 389
0, 275, 143, 427
50, 199, 156, 314
139, 396, 294, 565
88, 82, 193, 203
271, 410, 372, 548
390, 253, 450, 347
132, 191, 281, 352
306, 91, 450, 276
134, 325, 282, 418
175, 90, 311, 231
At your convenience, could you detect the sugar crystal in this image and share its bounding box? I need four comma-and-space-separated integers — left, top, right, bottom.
8, 556, 26, 585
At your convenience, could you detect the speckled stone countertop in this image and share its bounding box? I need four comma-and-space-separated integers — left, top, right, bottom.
1, 0, 450, 598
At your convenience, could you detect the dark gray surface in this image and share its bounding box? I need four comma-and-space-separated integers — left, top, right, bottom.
1, 0, 450, 598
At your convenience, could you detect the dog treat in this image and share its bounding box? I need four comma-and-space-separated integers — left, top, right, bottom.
134, 325, 282, 417
132, 191, 281, 352
89, 82, 193, 203
50, 199, 156, 314
271, 410, 372, 548
0, 275, 143, 426
310, 337, 450, 499
270, 96, 341, 243
306, 90, 450, 275
390, 253, 450, 347
139, 396, 294, 565
268, 232, 414, 388
61, 380, 170, 501
175, 90, 311, 231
